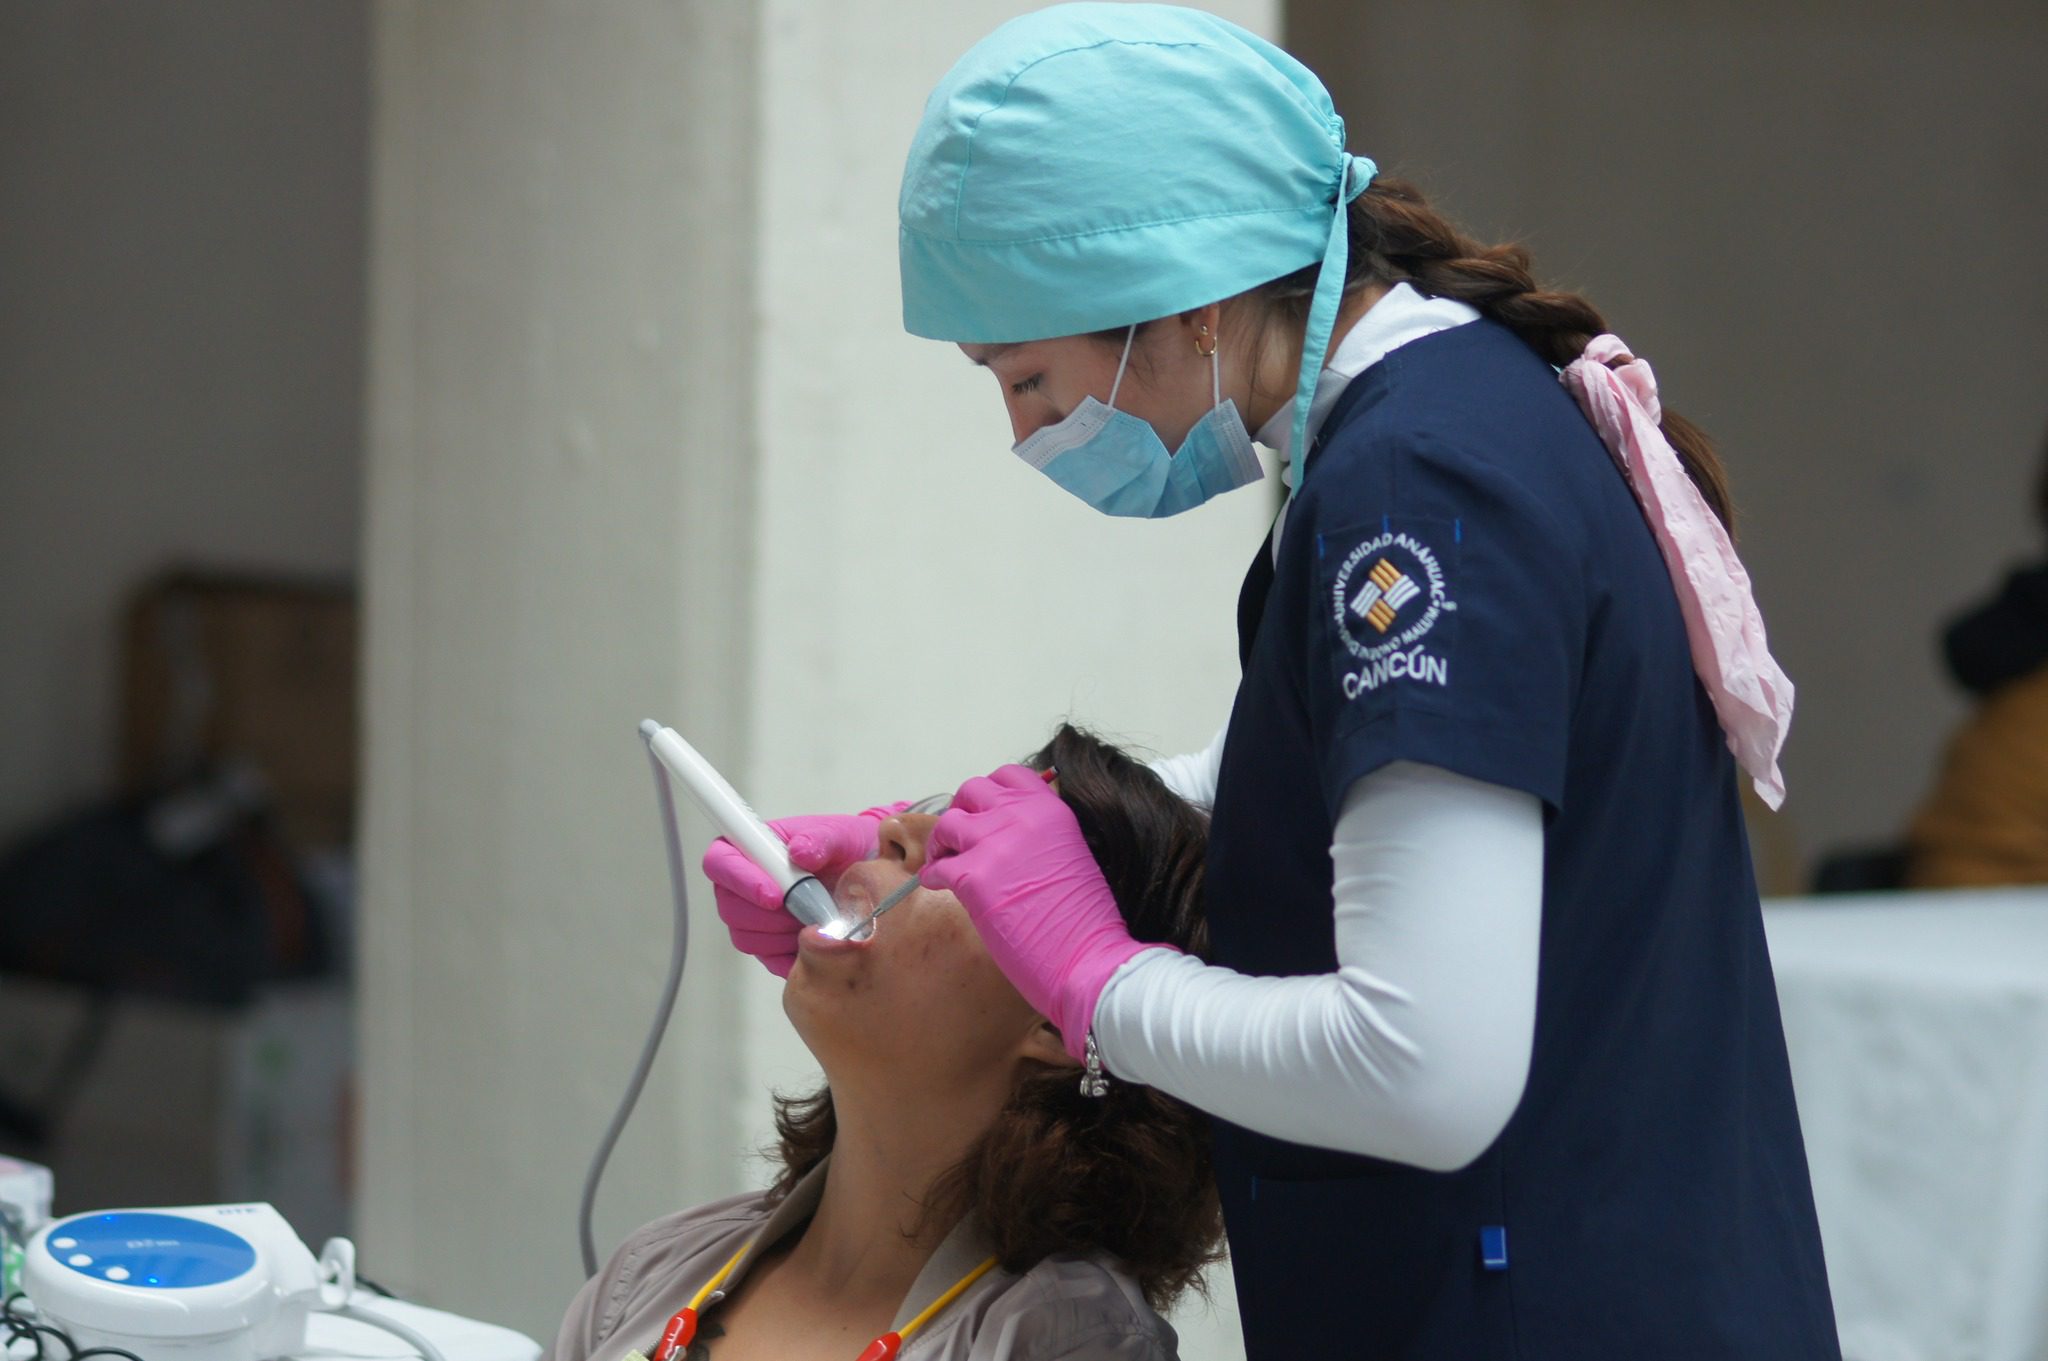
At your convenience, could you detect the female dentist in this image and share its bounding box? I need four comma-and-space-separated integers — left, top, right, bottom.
708, 5, 1840, 1358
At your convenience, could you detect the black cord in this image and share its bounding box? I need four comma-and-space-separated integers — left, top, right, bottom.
13, 1323, 71, 1360
352, 1276, 398, 1299
1, 1293, 144, 1361
3, 1315, 45, 1361
2, 1322, 42, 1361
1, 1293, 38, 1361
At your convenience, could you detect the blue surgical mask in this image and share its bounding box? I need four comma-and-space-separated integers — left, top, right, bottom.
1011, 325, 1264, 518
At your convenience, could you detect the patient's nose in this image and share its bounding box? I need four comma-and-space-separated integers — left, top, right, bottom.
876, 813, 937, 874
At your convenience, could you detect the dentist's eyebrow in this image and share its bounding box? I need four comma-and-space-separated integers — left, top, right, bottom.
965, 343, 1023, 367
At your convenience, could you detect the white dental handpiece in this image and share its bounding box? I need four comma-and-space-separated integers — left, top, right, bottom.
640, 721, 849, 934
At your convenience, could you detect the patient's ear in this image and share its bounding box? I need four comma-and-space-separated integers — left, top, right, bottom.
1020, 1018, 1082, 1070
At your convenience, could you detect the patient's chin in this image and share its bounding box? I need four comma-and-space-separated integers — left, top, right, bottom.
783, 924, 879, 1025
782, 933, 886, 1062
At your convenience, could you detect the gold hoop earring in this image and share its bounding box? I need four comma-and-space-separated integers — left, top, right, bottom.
1195, 326, 1218, 358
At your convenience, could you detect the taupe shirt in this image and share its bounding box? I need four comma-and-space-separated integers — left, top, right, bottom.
544, 1158, 1178, 1361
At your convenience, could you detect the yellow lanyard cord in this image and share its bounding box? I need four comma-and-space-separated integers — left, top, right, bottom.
690, 1241, 753, 1311
657, 1242, 999, 1361
897, 1255, 1000, 1341
649, 1242, 755, 1361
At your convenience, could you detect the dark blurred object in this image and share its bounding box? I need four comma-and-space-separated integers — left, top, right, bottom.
1904, 426, 2048, 888
0, 566, 356, 1006
1811, 844, 1911, 894
0, 765, 330, 1007
1940, 425, 2048, 699
121, 569, 358, 851
1940, 564, 2048, 698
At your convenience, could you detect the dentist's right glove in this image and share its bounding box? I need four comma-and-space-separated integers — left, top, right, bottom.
922, 765, 1175, 1058
704, 804, 908, 978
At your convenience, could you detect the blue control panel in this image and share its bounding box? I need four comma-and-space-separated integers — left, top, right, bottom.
42, 1213, 258, 1289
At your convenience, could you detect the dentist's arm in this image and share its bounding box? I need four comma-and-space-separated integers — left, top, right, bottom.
1096, 761, 1539, 1169
924, 760, 1540, 1170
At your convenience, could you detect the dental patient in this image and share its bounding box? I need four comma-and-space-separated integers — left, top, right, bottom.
546, 725, 1221, 1361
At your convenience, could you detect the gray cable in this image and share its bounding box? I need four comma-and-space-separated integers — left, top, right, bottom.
576, 724, 693, 1277
336, 1302, 449, 1361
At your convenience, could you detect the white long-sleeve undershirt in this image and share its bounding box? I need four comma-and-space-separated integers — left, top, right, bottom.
1104, 758, 1543, 1171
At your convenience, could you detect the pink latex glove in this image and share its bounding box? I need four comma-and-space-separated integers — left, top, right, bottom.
704, 803, 909, 978
922, 765, 1172, 1059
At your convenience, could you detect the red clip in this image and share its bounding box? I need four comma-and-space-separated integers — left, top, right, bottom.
854, 1332, 903, 1361
653, 1307, 698, 1361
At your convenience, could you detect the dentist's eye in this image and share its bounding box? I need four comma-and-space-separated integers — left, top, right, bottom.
1010, 374, 1043, 396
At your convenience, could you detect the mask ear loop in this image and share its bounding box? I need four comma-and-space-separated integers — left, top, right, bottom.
1212, 340, 1222, 408
1107, 323, 1138, 410
1287, 153, 1379, 462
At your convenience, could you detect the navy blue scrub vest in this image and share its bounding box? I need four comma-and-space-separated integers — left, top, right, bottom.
1203, 318, 1840, 1360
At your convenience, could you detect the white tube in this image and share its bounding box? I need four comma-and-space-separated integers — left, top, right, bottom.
640, 722, 846, 931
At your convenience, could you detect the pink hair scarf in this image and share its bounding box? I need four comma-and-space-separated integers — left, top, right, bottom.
1560, 336, 1794, 810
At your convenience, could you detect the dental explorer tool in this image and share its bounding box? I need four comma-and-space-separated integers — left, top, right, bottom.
829, 765, 1060, 942
837, 873, 920, 942
640, 721, 853, 936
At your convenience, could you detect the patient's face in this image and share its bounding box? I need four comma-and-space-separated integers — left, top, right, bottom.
783, 812, 1049, 1094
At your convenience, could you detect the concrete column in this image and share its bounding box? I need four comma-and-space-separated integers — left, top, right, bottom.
360, 3, 1269, 1356
358, 0, 761, 1335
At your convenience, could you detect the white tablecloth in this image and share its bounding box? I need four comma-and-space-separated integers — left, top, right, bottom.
1764, 888, 2048, 1361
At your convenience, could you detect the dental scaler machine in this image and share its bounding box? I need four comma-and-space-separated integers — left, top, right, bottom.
7, 1201, 537, 1361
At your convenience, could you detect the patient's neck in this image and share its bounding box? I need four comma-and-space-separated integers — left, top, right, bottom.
781, 1072, 1009, 1305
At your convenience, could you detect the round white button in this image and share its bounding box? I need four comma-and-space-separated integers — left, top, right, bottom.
51, 1237, 77, 1250
105, 1267, 130, 1282
68, 1253, 92, 1267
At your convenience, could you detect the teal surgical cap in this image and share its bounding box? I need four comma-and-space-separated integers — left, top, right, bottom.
898, 2, 1376, 463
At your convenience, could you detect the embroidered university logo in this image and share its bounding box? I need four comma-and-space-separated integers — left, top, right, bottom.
1350, 558, 1422, 634
1331, 530, 1455, 697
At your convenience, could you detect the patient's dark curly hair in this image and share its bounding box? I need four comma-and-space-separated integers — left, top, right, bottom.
764, 723, 1223, 1311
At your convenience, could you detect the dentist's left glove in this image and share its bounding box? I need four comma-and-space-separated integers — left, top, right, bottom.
705, 804, 909, 978
922, 765, 1172, 1059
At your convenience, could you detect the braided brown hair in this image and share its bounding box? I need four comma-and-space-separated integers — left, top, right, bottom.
1100, 174, 1739, 534
1263, 175, 1736, 532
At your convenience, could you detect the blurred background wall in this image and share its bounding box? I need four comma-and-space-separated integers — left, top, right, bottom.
0, 2, 369, 844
